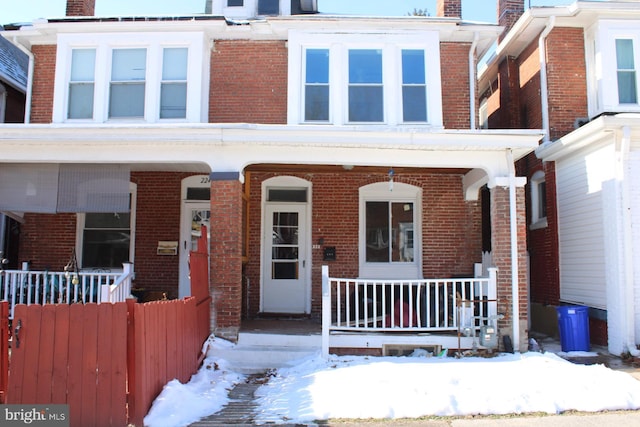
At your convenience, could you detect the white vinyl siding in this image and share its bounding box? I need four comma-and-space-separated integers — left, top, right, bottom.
556, 147, 612, 309
630, 150, 640, 342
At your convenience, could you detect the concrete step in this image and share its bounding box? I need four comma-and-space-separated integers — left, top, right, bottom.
214, 332, 322, 374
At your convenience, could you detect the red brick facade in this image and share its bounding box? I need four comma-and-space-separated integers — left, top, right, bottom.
30, 45, 56, 124
209, 40, 288, 124
436, 0, 461, 18
440, 42, 472, 130
66, 0, 95, 17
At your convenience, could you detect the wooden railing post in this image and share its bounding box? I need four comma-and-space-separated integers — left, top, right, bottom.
322, 265, 330, 358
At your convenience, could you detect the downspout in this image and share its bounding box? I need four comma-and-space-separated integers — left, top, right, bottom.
619, 127, 639, 356
12, 36, 34, 124
539, 16, 556, 143
469, 32, 479, 130
507, 149, 520, 352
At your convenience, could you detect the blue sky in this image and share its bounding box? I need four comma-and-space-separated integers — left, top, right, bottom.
0, 0, 581, 26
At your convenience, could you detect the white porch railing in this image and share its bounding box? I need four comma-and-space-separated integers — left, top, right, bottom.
0, 263, 134, 318
321, 265, 498, 357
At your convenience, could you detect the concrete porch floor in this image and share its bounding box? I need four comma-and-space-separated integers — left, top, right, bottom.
240, 317, 322, 335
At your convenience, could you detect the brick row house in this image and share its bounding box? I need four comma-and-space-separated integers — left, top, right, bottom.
479, 0, 640, 356
1, 0, 543, 355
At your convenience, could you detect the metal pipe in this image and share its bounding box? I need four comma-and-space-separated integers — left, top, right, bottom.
469, 32, 479, 130
539, 16, 556, 143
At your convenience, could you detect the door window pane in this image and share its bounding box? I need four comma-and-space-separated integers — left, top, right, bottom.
616, 39, 638, 104
366, 201, 389, 262
271, 212, 299, 279
68, 49, 96, 119
402, 50, 427, 122
305, 49, 329, 121
109, 48, 146, 118
349, 49, 383, 122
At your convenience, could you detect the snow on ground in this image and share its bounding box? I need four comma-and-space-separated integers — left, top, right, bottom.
144, 336, 640, 427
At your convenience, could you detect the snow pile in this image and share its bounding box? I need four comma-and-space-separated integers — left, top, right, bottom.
145, 336, 640, 427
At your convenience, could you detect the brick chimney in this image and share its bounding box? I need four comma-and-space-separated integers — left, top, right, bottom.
436, 0, 462, 18
66, 0, 96, 17
498, 0, 525, 42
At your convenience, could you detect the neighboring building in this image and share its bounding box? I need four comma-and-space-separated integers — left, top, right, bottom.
0, 0, 543, 353
479, 0, 640, 355
0, 30, 28, 269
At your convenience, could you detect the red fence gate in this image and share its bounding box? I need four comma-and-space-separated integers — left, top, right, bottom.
0, 301, 8, 403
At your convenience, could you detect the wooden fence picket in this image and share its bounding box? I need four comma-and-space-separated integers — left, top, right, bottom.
0, 301, 8, 403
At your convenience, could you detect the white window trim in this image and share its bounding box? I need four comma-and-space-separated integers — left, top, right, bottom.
359, 181, 423, 279
589, 20, 640, 116
530, 170, 547, 230
54, 32, 208, 124
0, 83, 6, 123
75, 182, 137, 271
288, 31, 443, 127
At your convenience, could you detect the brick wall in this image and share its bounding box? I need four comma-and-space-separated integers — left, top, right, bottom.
440, 42, 472, 129
65, 0, 95, 16
210, 178, 244, 339
243, 171, 483, 319
490, 185, 528, 351
546, 27, 588, 140
30, 45, 56, 124
209, 40, 288, 124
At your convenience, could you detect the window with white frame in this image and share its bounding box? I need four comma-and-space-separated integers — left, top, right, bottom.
109, 48, 147, 118
77, 183, 136, 269
54, 33, 206, 123
616, 38, 638, 104
68, 49, 96, 119
359, 182, 422, 279
227, 0, 243, 6
530, 170, 547, 229
288, 31, 443, 127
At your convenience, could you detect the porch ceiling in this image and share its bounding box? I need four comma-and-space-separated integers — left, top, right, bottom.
245, 164, 470, 175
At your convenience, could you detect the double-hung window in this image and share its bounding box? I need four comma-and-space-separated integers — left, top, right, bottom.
160, 48, 188, 119
616, 39, 638, 104
401, 50, 427, 122
530, 170, 547, 230
109, 48, 147, 118
68, 49, 96, 119
348, 49, 384, 122
304, 49, 329, 121
54, 33, 206, 123
288, 31, 442, 127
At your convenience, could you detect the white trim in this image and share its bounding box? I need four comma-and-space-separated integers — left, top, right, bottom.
260, 176, 313, 313
358, 182, 422, 279
530, 170, 548, 230
54, 32, 208, 124
0, 83, 6, 123
288, 31, 443, 127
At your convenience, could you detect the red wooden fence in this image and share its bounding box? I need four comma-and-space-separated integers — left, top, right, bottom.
0, 301, 8, 403
190, 224, 212, 352
5, 296, 208, 427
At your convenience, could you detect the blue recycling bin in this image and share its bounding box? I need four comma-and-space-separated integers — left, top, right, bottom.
556, 305, 590, 352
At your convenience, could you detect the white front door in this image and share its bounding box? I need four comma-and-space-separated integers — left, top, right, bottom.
262, 204, 308, 313
179, 202, 210, 298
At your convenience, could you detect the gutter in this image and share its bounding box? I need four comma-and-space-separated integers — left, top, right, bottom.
469, 32, 479, 130
11, 36, 34, 124
538, 16, 555, 144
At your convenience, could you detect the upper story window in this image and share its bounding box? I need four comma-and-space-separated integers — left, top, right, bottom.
258, 0, 279, 15
68, 49, 96, 119
288, 31, 443, 127
110, 48, 147, 118
586, 21, 640, 116
616, 39, 638, 104
227, 0, 243, 6
54, 32, 207, 124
